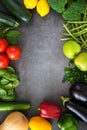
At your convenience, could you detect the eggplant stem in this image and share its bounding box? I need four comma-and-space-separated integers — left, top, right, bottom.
60, 96, 70, 106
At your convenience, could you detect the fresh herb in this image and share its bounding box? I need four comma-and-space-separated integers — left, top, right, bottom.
0, 26, 20, 45
0, 66, 20, 101
62, 60, 87, 84
48, 0, 86, 21
5, 29, 20, 45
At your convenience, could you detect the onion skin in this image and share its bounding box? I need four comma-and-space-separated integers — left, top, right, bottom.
0, 111, 29, 130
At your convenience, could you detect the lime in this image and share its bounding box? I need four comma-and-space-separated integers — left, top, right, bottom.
63, 40, 81, 59
74, 52, 87, 71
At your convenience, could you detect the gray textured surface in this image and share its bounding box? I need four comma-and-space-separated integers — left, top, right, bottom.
0, 1, 87, 130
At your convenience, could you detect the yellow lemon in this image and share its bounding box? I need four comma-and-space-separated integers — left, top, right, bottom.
36, 0, 50, 17
24, 0, 38, 9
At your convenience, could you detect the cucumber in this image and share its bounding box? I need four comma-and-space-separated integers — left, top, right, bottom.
1, 0, 32, 23
0, 12, 19, 27
0, 102, 30, 111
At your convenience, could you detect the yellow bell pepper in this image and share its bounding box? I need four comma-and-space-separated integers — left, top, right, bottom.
29, 116, 52, 130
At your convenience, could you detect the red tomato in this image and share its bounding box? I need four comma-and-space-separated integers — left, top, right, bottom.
0, 38, 8, 52
0, 54, 9, 69
6, 45, 21, 60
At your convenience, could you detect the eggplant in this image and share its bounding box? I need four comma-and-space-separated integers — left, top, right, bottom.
69, 82, 87, 102
61, 96, 87, 123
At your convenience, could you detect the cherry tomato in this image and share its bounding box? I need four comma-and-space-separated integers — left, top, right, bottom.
6, 45, 21, 60
0, 54, 9, 69
0, 38, 8, 52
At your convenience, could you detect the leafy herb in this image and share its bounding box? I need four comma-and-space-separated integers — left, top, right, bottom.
48, 0, 86, 21
0, 25, 20, 45
62, 60, 87, 84
5, 30, 20, 45
0, 66, 20, 101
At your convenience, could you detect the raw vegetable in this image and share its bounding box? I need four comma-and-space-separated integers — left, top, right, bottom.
0, 111, 29, 130
0, 38, 8, 52
0, 66, 20, 101
61, 96, 87, 123
0, 102, 30, 111
39, 101, 62, 119
69, 82, 87, 102
0, 54, 9, 69
48, 0, 68, 13
29, 116, 52, 130
61, 5, 87, 49
48, 0, 86, 21
0, 11, 19, 27
6, 45, 21, 60
58, 113, 79, 130
62, 60, 87, 84
62, 0, 85, 21
1, 0, 32, 23
0, 27, 20, 45
4, 29, 20, 45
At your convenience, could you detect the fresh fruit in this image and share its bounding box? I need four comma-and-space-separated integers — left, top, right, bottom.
74, 52, 87, 71
24, 0, 38, 9
6, 45, 21, 60
0, 38, 8, 53
36, 0, 50, 17
63, 40, 81, 59
0, 54, 9, 69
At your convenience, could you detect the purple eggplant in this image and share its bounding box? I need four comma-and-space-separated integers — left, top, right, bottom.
61, 96, 87, 123
69, 82, 87, 102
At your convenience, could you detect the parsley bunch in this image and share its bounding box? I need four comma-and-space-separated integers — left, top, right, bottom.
62, 60, 87, 84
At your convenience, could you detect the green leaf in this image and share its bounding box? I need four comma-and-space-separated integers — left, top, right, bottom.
3, 83, 13, 90
62, 61, 87, 84
0, 88, 7, 97
48, 0, 68, 13
1, 78, 9, 85
6, 66, 15, 73
3, 73, 19, 81
7, 89, 15, 95
12, 80, 20, 88
62, 0, 86, 21
0, 69, 7, 76
1, 94, 16, 101
5, 30, 20, 45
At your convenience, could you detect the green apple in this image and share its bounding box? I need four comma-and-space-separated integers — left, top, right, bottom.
74, 52, 87, 71
63, 40, 81, 59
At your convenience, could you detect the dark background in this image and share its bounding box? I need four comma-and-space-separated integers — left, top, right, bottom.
0, 1, 87, 129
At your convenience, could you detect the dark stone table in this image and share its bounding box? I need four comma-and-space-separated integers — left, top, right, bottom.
0, 1, 87, 130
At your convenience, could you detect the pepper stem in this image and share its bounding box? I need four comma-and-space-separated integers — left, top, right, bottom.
37, 108, 40, 111
60, 96, 70, 106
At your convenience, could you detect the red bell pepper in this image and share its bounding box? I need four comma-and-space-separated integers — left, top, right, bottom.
39, 102, 62, 119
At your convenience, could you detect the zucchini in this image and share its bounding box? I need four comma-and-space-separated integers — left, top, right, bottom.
0, 12, 19, 27
1, 0, 32, 23
0, 102, 30, 111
